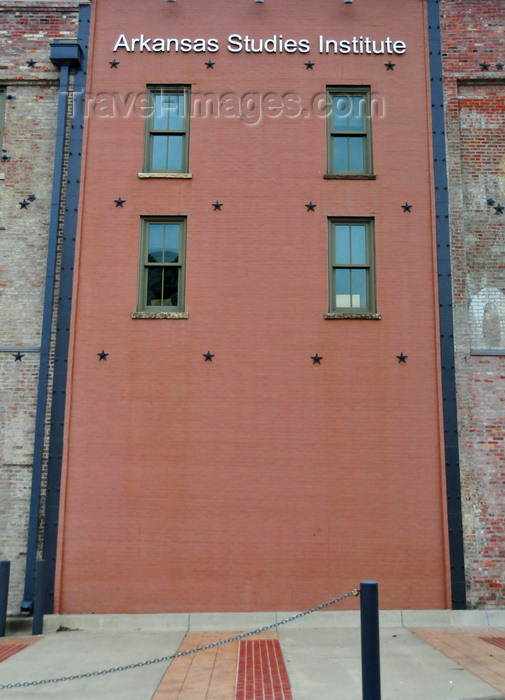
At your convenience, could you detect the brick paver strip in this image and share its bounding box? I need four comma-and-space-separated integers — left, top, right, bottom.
235, 639, 293, 700
153, 630, 284, 699
412, 629, 505, 695
482, 638, 505, 652
0, 643, 31, 663
153, 631, 242, 699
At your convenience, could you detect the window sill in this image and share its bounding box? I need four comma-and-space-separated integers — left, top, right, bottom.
131, 311, 189, 319
324, 174, 376, 180
470, 349, 505, 356
324, 312, 382, 320
138, 172, 193, 179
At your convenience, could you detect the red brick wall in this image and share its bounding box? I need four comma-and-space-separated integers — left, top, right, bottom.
440, 0, 505, 607
54, 0, 452, 613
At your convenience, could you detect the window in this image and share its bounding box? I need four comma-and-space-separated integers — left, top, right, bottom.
144, 86, 190, 173
328, 219, 376, 314
138, 217, 186, 312
327, 87, 372, 175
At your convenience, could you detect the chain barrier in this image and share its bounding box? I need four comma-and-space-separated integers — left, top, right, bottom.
0, 588, 359, 691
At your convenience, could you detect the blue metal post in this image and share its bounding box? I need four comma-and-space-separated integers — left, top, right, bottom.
360, 580, 381, 700
32, 560, 46, 636
0, 561, 10, 637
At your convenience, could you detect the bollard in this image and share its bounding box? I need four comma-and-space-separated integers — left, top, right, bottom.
360, 580, 381, 700
32, 560, 46, 636
0, 561, 10, 637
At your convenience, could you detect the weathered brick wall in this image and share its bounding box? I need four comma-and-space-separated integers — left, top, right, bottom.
440, 0, 505, 607
0, 2, 78, 614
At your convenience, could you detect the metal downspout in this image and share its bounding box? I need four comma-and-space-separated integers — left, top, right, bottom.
21, 24, 87, 613
428, 0, 466, 609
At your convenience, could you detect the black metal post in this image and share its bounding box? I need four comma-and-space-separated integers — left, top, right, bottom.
0, 561, 10, 637
360, 580, 381, 700
32, 560, 46, 636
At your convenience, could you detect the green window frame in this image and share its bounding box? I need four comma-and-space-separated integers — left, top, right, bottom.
327, 87, 372, 175
138, 217, 186, 312
144, 86, 190, 173
329, 218, 376, 314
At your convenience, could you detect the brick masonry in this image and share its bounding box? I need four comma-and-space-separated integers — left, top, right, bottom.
440, 0, 505, 607
0, 0, 504, 615
0, 2, 79, 614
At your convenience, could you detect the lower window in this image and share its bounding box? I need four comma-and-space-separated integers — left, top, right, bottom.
138, 217, 186, 312
328, 218, 376, 314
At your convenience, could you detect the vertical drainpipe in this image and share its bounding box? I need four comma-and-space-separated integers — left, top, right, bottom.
21, 5, 90, 615
428, 0, 466, 609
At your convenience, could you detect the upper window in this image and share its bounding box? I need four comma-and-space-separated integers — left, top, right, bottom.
144, 86, 190, 173
137, 217, 186, 312
328, 218, 376, 314
327, 87, 372, 176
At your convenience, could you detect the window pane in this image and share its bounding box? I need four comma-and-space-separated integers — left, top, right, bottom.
153, 94, 170, 130
349, 96, 365, 132
151, 135, 183, 170
147, 267, 163, 305
148, 224, 164, 262
335, 225, 351, 264
153, 93, 184, 131
168, 94, 185, 130
335, 268, 351, 308
351, 269, 367, 308
348, 137, 365, 171
167, 135, 183, 171
162, 268, 179, 306
351, 225, 367, 264
332, 95, 351, 130
163, 223, 180, 263
152, 135, 168, 170
333, 137, 349, 171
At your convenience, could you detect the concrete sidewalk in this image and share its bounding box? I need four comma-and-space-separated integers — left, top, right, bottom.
0, 611, 505, 699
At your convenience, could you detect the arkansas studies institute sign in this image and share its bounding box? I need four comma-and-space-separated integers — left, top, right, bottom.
113, 33, 407, 56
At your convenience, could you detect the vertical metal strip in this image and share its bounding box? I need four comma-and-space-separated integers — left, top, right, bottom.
21, 60, 71, 615
41, 4, 91, 613
22, 4, 91, 615
428, 0, 466, 609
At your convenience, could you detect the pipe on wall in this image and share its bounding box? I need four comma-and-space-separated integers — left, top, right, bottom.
21, 5, 90, 615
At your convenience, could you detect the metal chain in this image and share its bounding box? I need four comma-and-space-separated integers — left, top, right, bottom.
0, 588, 359, 691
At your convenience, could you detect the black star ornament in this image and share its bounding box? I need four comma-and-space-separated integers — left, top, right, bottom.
27, 59, 37, 67
13, 352, 25, 362
480, 62, 490, 71
487, 198, 495, 206
402, 202, 412, 212
97, 350, 109, 360
305, 61, 315, 70
19, 200, 29, 209
205, 60, 215, 69
203, 351, 214, 362
496, 62, 504, 70
114, 197, 126, 207
311, 354, 323, 365
495, 205, 504, 215
109, 59, 120, 68
212, 201, 223, 210
385, 61, 396, 70
396, 353, 408, 363
305, 202, 317, 212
